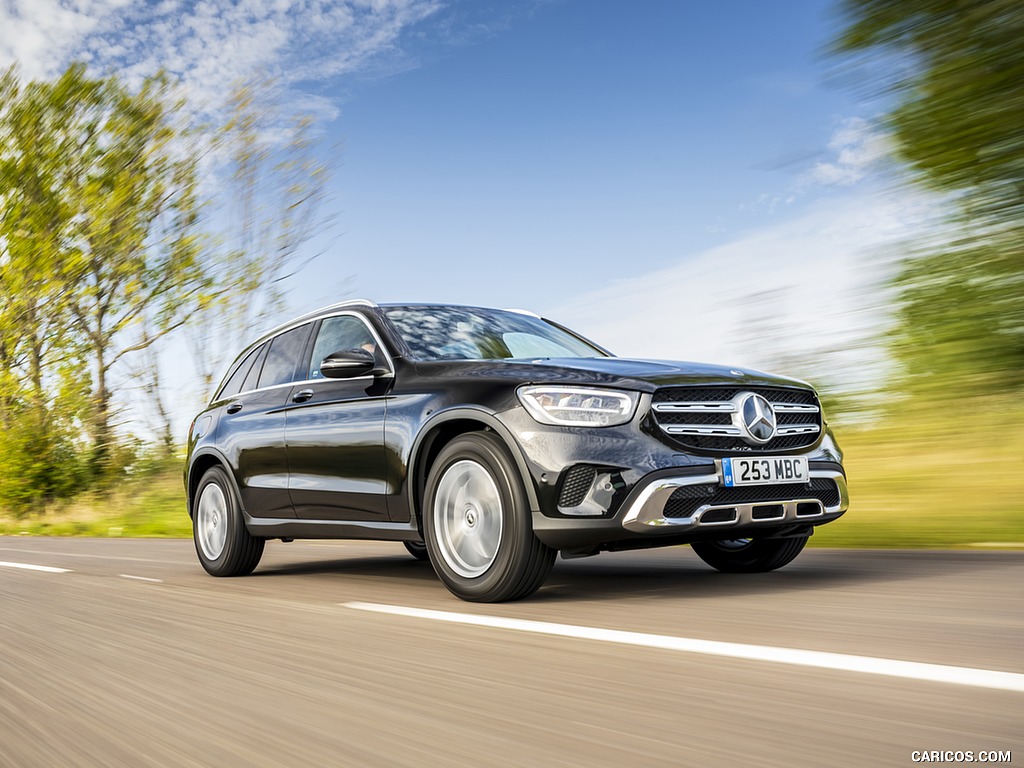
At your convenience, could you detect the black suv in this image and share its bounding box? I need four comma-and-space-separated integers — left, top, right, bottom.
185, 301, 848, 602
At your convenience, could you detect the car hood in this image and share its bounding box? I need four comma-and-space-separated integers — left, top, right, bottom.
415, 357, 813, 394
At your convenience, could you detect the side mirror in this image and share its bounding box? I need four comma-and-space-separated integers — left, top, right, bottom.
320, 349, 376, 379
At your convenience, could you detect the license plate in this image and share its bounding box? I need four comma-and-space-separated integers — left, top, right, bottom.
721, 456, 809, 487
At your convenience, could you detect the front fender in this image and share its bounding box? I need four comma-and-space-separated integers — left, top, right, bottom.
402, 406, 541, 527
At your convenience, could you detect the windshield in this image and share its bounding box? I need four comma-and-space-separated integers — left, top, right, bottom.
383, 306, 609, 361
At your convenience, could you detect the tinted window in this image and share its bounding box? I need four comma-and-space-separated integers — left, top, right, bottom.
308, 315, 378, 379
258, 324, 312, 389
240, 342, 269, 393
216, 345, 262, 400
383, 307, 607, 361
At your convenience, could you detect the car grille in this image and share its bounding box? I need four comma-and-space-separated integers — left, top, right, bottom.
651, 386, 822, 453
663, 478, 841, 519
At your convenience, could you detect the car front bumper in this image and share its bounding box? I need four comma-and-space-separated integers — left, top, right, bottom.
618, 464, 848, 533
529, 460, 848, 551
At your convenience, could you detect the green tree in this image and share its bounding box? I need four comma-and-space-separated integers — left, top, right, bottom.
0, 65, 97, 509
1, 63, 212, 483
834, 0, 1024, 396
62, 67, 211, 472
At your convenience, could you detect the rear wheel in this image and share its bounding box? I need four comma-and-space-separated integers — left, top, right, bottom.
690, 535, 808, 573
424, 432, 555, 602
193, 466, 265, 577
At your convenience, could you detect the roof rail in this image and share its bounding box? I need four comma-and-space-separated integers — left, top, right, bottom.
502, 307, 541, 318
258, 299, 378, 341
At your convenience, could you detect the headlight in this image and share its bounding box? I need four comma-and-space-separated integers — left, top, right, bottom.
517, 386, 639, 427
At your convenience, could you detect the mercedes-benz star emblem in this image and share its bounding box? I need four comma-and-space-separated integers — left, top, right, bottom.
739, 392, 777, 444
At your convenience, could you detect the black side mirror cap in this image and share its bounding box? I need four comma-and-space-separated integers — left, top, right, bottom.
320, 349, 377, 379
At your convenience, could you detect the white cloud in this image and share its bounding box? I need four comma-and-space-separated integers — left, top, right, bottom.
803, 117, 892, 188
0, 0, 441, 115
548, 189, 938, 392
735, 118, 893, 222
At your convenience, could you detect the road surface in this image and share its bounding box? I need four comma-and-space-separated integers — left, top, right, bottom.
1, 538, 1020, 767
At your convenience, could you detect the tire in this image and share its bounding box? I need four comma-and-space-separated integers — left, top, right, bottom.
403, 540, 430, 561
424, 432, 555, 602
690, 535, 808, 574
192, 465, 265, 577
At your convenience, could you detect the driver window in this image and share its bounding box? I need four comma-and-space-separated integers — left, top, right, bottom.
309, 315, 378, 379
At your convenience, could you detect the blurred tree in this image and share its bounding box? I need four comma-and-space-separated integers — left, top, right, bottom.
0, 64, 212, 481
0, 66, 96, 508
835, 0, 1024, 396
189, 78, 333, 398
65, 67, 211, 474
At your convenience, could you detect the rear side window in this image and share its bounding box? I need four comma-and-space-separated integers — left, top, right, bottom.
257, 324, 313, 389
240, 342, 269, 393
216, 345, 262, 400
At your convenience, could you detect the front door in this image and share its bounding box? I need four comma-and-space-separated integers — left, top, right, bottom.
285, 313, 390, 521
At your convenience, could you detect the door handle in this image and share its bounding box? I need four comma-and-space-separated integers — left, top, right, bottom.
226, 401, 243, 414
292, 389, 314, 403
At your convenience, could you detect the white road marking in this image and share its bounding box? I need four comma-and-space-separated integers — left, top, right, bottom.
0, 547, 192, 564
344, 602, 1024, 694
119, 574, 163, 583
0, 560, 71, 574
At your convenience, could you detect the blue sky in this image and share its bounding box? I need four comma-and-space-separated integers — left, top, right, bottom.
310, 0, 873, 305
1, 0, 931, 430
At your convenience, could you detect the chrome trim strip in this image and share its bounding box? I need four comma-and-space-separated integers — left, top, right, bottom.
772, 402, 820, 414
776, 424, 821, 435
620, 469, 848, 534
663, 425, 744, 436
242, 514, 419, 541
652, 402, 737, 413
619, 473, 721, 532
264, 299, 379, 339
245, 517, 412, 531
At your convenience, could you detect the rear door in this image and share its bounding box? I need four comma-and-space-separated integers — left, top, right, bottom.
218, 323, 313, 519
285, 313, 390, 521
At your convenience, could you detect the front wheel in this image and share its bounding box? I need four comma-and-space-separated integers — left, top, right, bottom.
403, 540, 430, 561
424, 432, 555, 602
690, 535, 808, 573
192, 465, 265, 577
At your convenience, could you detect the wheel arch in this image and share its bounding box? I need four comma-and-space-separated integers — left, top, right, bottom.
186, 448, 241, 519
407, 408, 539, 533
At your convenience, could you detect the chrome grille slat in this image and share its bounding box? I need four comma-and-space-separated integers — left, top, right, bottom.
776, 424, 821, 435
664, 425, 744, 436
652, 402, 737, 413
773, 403, 820, 414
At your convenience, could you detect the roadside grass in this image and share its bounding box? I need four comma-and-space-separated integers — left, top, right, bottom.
2, 401, 1021, 548
0, 470, 191, 538
811, 401, 1024, 549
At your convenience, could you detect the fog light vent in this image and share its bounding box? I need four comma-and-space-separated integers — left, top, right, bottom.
558, 466, 597, 507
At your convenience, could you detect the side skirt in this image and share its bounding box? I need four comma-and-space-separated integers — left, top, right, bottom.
243, 512, 421, 541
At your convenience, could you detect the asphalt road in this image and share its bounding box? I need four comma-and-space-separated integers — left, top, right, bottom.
0, 538, 1020, 768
